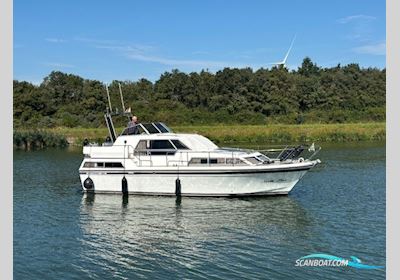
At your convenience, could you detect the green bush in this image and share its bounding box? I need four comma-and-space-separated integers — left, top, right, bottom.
13, 63, 385, 128
13, 130, 68, 149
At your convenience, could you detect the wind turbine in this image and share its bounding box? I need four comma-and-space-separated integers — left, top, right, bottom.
268, 34, 297, 68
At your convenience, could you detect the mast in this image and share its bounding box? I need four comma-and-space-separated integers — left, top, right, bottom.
104, 84, 116, 142
106, 84, 112, 113
118, 83, 131, 120
118, 83, 126, 112
103, 83, 131, 143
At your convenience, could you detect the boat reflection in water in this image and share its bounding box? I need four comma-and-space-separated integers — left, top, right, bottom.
78, 193, 314, 278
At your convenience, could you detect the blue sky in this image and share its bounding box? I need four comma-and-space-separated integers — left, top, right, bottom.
14, 0, 386, 84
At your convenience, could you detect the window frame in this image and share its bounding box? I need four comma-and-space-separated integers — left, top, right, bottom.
83, 162, 123, 168
134, 139, 177, 156
171, 139, 190, 150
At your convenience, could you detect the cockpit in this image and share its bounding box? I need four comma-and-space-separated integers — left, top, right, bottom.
121, 122, 173, 136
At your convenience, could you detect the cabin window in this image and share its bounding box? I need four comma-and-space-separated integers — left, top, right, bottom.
256, 154, 271, 163
189, 158, 244, 165
171, 140, 189, 150
121, 125, 147, 135
143, 123, 160, 134
83, 162, 93, 167
217, 158, 226, 164
134, 140, 149, 156
83, 162, 104, 168
245, 157, 262, 164
134, 140, 177, 156
160, 122, 173, 132
104, 162, 124, 168
226, 158, 245, 165
135, 140, 148, 150
150, 140, 174, 149
189, 158, 207, 165
137, 126, 147, 134
154, 122, 170, 133
83, 162, 123, 168
121, 122, 173, 135
149, 140, 176, 155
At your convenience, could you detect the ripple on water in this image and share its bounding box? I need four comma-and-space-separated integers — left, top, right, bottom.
13, 145, 385, 280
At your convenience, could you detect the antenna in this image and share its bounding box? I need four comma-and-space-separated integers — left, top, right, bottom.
106, 84, 112, 112
267, 34, 297, 68
118, 83, 126, 112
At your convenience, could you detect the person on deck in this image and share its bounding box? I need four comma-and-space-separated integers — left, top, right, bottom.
127, 116, 138, 127
127, 116, 140, 134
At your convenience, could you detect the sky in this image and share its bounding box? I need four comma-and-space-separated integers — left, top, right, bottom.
14, 0, 386, 84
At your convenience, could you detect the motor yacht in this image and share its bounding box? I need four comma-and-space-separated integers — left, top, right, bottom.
79, 118, 321, 196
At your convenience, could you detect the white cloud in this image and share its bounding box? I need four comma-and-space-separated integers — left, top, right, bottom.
76, 37, 155, 52
338, 14, 378, 43
126, 53, 248, 68
94, 42, 249, 68
43, 62, 75, 68
353, 42, 386, 55
45, 38, 67, 43
74, 37, 118, 45
337, 14, 376, 24
95, 44, 154, 53
82, 38, 273, 69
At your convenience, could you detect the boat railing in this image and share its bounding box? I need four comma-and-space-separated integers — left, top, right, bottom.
84, 143, 320, 167
257, 144, 321, 161
132, 149, 248, 167
219, 143, 321, 161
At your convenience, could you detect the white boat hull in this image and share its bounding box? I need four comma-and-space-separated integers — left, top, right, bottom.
79, 164, 314, 196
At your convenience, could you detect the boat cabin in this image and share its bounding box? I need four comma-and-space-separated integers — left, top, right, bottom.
82, 120, 275, 167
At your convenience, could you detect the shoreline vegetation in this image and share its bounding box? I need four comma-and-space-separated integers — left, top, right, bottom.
13, 130, 69, 150
14, 59, 385, 128
13, 58, 385, 149
13, 122, 385, 149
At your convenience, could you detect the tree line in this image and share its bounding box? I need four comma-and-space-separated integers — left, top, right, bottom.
13, 57, 386, 129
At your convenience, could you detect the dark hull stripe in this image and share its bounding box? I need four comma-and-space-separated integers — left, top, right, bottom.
83, 190, 289, 197
79, 166, 312, 175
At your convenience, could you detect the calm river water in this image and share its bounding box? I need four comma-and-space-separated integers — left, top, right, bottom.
14, 142, 385, 279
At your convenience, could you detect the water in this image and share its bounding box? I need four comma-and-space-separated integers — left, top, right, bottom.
13, 142, 385, 279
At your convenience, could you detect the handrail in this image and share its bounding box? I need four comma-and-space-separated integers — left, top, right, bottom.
85, 143, 320, 167
259, 144, 322, 161
132, 149, 247, 167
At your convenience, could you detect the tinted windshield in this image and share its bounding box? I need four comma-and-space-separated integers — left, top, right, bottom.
121, 125, 145, 135
143, 123, 160, 134
154, 123, 169, 133
155, 122, 172, 133
121, 122, 173, 135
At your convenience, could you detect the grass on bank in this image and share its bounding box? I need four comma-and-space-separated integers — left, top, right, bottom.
44, 122, 385, 146
13, 130, 69, 149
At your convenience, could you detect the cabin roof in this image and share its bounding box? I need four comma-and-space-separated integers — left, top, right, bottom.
114, 132, 219, 151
